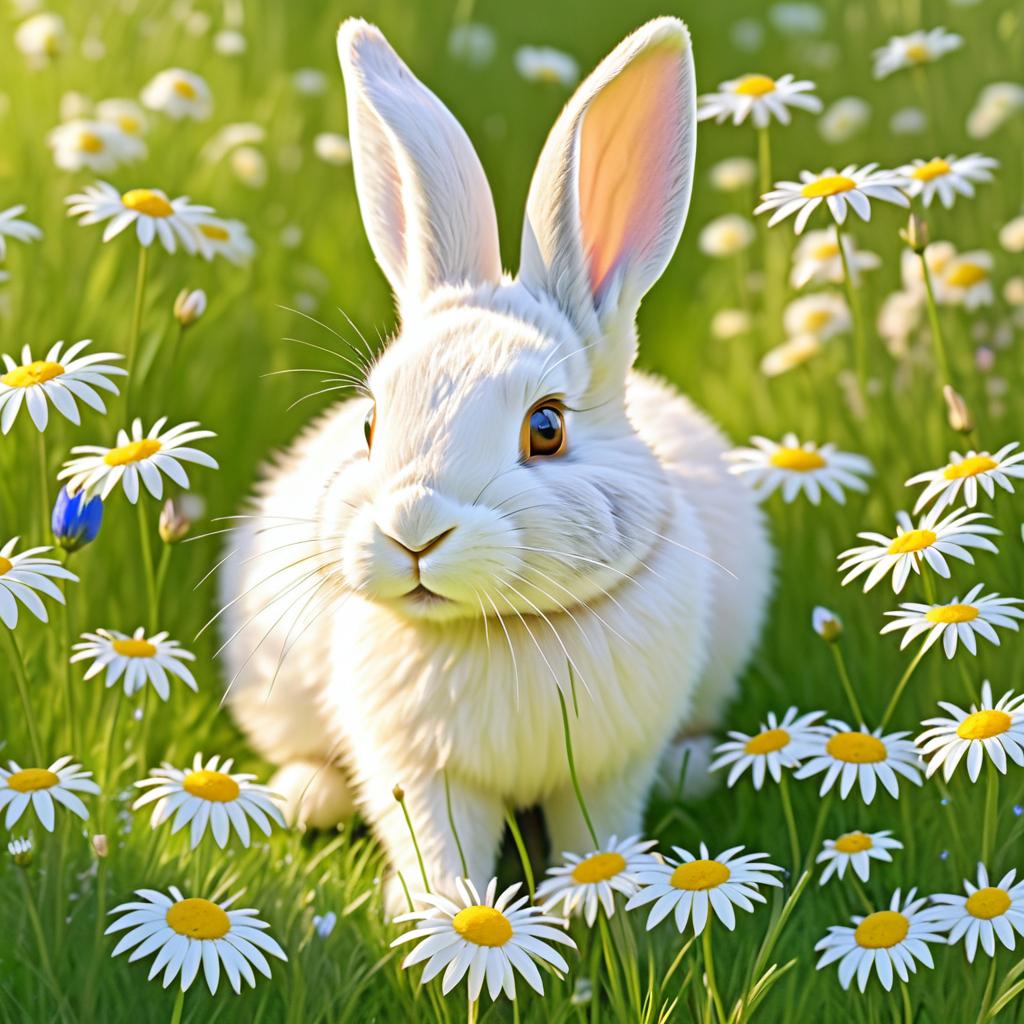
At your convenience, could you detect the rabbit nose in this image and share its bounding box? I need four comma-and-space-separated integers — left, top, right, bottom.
384, 527, 454, 558
376, 485, 457, 558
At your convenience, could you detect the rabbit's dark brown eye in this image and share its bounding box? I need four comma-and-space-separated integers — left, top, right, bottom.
364, 405, 376, 450
523, 404, 565, 459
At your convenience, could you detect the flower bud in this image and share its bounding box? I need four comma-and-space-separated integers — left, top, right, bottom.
812, 606, 843, 642
899, 213, 929, 254
173, 288, 207, 327
942, 385, 974, 434
51, 486, 103, 552
8, 837, 33, 867
392, 784, 405, 803
158, 498, 192, 544
91, 834, 109, 859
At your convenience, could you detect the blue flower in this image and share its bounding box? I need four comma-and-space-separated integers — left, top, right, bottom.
51, 486, 102, 552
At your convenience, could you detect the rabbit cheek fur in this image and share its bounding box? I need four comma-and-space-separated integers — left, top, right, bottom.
220, 16, 773, 902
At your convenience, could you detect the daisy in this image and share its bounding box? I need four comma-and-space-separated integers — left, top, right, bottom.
882, 585, 1024, 659
313, 132, 352, 167
760, 334, 823, 377
815, 889, 944, 991
697, 73, 821, 128
14, 12, 66, 63
625, 843, 783, 934
816, 830, 903, 885
915, 681, 1024, 782
65, 182, 213, 255
837, 506, 1000, 594
95, 98, 149, 137
790, 229, 881, 288
192, 216, 256, 266
140, 68, 213, 120
58, 417, 218, 503
698, 214, 755, 258
392, 877, 576, 1001
0, 205, 43, 260
514, 46, 578, 87
106, 886, 287, 994
0, 757, 99, 831
755, 164, 909, 234
921, 864, 1024, 961
907, 443, 1024, 513
794, 720, 922, 803
0, 537, 78, 628
783, 292, 851, 340
726, 434, 873, 505
709, 156, 757, 192
535, 834, 657, 926
898, 154, 997, 209
0, 339, 126, 433
132, 754, 285, 849
71, 627, 198, 699
47, 120, 144, 174
710, 707, 826, 788
8, 836, 33, 865
937, 251, 995, 310
873, 28, 964, 80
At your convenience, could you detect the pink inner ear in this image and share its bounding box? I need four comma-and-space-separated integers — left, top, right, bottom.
578, 44, 684, 298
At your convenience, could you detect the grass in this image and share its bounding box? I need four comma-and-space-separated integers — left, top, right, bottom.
1, 0, 1024, 1020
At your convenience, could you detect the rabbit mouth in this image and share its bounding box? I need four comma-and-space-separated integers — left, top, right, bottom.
401, 583, 452, 606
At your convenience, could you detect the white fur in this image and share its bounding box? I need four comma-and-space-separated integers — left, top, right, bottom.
219, 17, 772, 905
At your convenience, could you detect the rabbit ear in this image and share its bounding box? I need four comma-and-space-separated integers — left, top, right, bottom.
337, 20, 502, 311
518, 18, 696, 372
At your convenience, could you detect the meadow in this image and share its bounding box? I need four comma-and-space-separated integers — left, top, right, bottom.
1, 0, 1024, 1020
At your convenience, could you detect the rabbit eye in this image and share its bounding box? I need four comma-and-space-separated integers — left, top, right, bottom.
364, 405, 376, 450
523, 403, 565, 459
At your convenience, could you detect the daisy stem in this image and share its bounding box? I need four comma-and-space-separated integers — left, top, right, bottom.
16, 869, 71, 1024
848, 874, 873, 915
125, 245, 149, 412
37, 428, 50, 544
169, 987, 185, 1024
466, 996, 478, 1024
136, 498, 159, 633
4, 627, 44, 764
801, 794, 834, 878
443, 770, 469, 879
504, 807, 535, 902
395, 789, 431, 893
829, 643, 864, 724
778, 775, 801, 872
982, 759, 999, 863
834, 222, 869, 400
976, 953, 998, 1024
756, 126, 772, 196
701, 927, 727, 1024
919, 249, 954, 389
879, 645, 929, 729
558, 684, 599, 848
900, 981, 913, 1024
956, 659, 978, 703
920, 561, 938, 604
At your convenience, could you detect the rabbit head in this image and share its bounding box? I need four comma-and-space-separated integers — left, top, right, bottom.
326, 18, 697, 623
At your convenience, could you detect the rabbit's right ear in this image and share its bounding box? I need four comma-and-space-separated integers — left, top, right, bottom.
337, 20, 502, 313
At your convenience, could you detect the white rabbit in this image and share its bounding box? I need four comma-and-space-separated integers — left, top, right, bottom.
219, 16, 772, 902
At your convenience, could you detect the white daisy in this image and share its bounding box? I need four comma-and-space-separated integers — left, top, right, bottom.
0, 339, 125, 434
0, 537, 78, 628
837, 506, 1000, 594
783, 292, 851, 340
873, 28, 964, 80
921, 864, 1024, 961
726, 434, 873, 505
65, 182, 213, 255
755, 164, 909, 234
816, 830, 903, 885
937, 250, 995, 310
192, 216, 256, 266
815, 889, 944, 992
513, 46, 578, 87
140, 68, 213, 120
915, 681, 1024, 782
14, 12, 66, 63
698, 214, 755, 258
0, 205, 43, 260
760, 334, 824, 377
907, 443, 1024, 514
0, 757, 99, 831
709, 156, 757, 192
47, 119, 144, 174
710, 707, 826, 788
697, 73, 821, 128
58, 417, 218, 503
881, 585, 1024, 659
790, 229, 881, 288
794, 720, 922, 803
95, 98, 149, 138
106, 886, 287, 994
535, 834, 657, 926
898, 154, 997, 209
70, 627, 198, 699
8, 836, 33, 864
132, 754, 285, 849
392, 877, 576, 1001
625, 843, 783, 934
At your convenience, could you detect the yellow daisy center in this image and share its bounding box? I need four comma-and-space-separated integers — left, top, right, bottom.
925, 604, 979, 624
112, 638, 158, 658
6, 768, 59, 793
182, 770, 241, 803
769, 447, 826, 472
452, 906, 513, 947
2, 360, 65, 388
745, 728, 791, 754
118, 114, 140, 134
733, 74, 776, 97
173, 78, 197, 99
571, 851, 627, 884
912, 158, 951, 182
0, 556, 12, 576
811, 241, 840, 260
887, 529, 936, 555
121, 189, 174, 218
200, 223, 230, 241
78, 131, 105, 153
669, 859, 731, 891
834, 831, 873, 854
945, 455, 998, 480
826, 732, 887, 764
946, 262, 987, 288
904, 42, 930, 63
801, 175, 857, 199
957, 709, 1012, 741
166, 898, 231, 940
854, 910, 909, 949
966, 887, 1011, 920
103, 438, 162, 466
803, 309, 835, 332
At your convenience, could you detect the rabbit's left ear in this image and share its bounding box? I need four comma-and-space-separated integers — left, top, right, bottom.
518, 18, 696, 379
337, 20, 502, 314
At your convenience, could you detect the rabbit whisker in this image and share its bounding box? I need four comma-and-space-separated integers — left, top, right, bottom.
482, 588, 520, 709
491, 589, 574, 704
